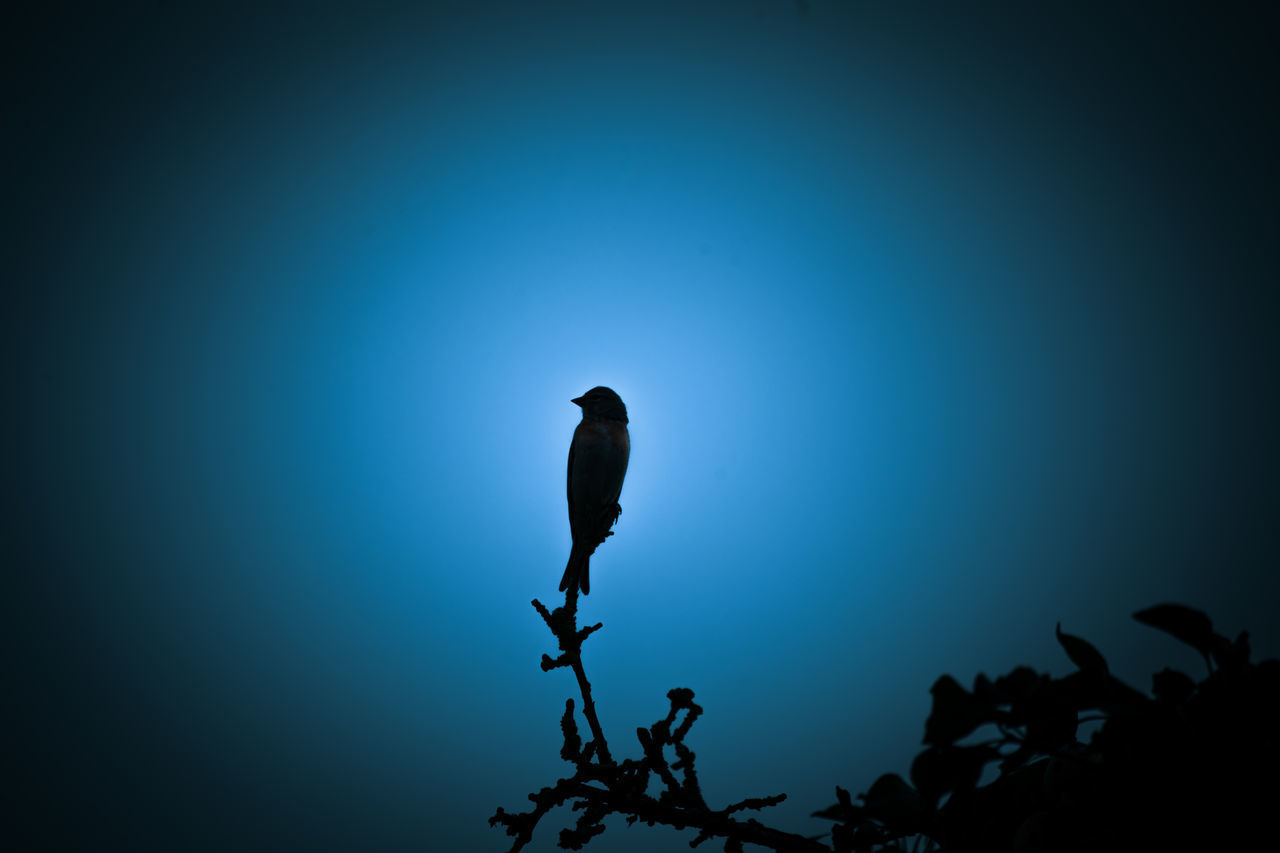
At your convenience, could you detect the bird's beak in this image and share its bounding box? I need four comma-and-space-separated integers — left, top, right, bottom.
571, 396, 584, 407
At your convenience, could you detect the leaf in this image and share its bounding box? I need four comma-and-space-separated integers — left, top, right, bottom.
1018, 677, 1079, 752
1056, 623, 1109, 673
924, 675, 991, 745
988, 760, 1049, 813
1023, 706, 1077, 753
1096, 673, 1152, 713
971, 673, 1003, 707
910, 745, 999, 806
1212, 630, 1251, 673
812, 785, 863, 822
993, 666, 1044, 704
998, 743, 1036, 775
997, 668, 1052, 728
1151, 668, 1196, 704
860, 773, 922, 831
1133, 604, 1218, 656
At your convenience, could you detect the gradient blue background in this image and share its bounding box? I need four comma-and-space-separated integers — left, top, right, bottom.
7, 2, 1278, 850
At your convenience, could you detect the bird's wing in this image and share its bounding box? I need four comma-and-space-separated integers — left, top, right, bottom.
604, 423, 629, 506
569, 423, 629, 540
566, 425, 578, 528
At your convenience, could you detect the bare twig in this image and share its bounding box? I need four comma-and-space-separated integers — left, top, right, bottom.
491, 584, 826, 852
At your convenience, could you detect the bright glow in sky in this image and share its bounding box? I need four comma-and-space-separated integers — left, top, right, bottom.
9, 2, 1278, 851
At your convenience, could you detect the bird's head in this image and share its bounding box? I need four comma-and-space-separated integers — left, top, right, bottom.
572, 386, 628, 423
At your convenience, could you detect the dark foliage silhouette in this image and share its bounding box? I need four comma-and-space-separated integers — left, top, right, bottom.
492, 599, 1277, 851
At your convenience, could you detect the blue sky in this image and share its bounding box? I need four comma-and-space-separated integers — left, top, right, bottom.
8, 2, 1278, 851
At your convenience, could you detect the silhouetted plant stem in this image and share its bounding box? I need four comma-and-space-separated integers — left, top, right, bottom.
532, 586, 613, 764
563, 585, 613, 764
570, 653, 612, 764
497, 584, 823, 851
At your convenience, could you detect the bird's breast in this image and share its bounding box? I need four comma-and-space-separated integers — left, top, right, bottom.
579, 419, 628, 448
572, 420, 631, 475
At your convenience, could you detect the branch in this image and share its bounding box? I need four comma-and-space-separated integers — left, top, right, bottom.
532, 585, 612, 765
492, 584, 827, 852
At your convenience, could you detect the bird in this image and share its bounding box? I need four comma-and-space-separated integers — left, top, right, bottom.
560, 386, 630, 595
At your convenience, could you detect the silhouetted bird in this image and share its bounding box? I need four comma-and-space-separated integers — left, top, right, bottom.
560, 386, 630, 595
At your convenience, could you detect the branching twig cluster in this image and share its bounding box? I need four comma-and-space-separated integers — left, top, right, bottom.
489, 586, 828, 852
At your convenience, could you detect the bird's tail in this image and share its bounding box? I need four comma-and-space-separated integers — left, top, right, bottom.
559, 544, 591, 595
